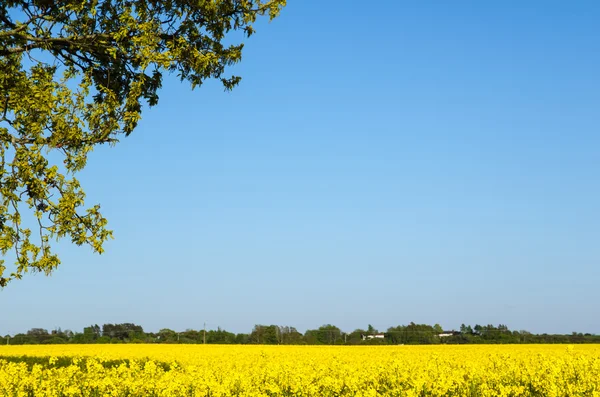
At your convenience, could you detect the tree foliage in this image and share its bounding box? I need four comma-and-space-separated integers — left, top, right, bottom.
0, 0, 286, 286
6, 322, 600, 345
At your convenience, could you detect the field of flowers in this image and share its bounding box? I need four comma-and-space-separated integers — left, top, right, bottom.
1, 344, 599, 396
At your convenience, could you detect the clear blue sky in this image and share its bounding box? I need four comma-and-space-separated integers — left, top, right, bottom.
2, 0, 599, 336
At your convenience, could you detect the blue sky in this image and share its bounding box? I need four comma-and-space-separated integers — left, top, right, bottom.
2, 0, 599, 335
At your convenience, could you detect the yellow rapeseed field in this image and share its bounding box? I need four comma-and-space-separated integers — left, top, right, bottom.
1, 344, 599, 396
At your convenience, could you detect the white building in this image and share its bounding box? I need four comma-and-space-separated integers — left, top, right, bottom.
438, 331, 460, 337
362, 333, 385, 340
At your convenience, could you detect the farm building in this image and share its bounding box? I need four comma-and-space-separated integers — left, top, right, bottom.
361, 333, 385, 340
438, 331, 461, 337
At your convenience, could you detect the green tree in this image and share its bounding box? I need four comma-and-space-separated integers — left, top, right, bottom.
157, 328, 177, 343
387, 322, 438, 345
206, 327, 236, 344
249, 324, 278, 344
77, 324, 100, 343
346, 328, 367, 344
26, 327, 50, 343
234, 333, 250, 344
180, 329, 201, 343
278, 326, 303, 344
102, 323, 144, 342
304, 324, 342, 345
0, 0, 286, 286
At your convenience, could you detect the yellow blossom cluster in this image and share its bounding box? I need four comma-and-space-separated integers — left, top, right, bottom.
1, 344, 599, 396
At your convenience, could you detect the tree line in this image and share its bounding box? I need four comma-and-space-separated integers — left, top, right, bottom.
3, 322, 599, 345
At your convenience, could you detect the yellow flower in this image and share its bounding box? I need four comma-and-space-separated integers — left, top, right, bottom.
0, 344, 599, 396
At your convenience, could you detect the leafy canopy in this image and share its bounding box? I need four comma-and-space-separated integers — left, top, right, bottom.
0, 0, 286, 286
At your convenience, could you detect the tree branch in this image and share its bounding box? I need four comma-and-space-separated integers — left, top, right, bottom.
0, 32, 112, 56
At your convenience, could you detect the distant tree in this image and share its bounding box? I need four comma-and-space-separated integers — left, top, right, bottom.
388, 323, 437, 345
303, 329, 319, 345
26, 328, 50, 343
180, 329, 201, 343
206, 327, 236, 344
277, 326, 303, 344
304, 325, 342, 345
235, 333, 250, 344
45, 336, 66, 344
11, 333, 28, 344
8, 321, 600, 346
27, 328, 48, 336
249, 325, 278, 344
102, 323, 144, 342
81, 325, 101, 342
157, 328, 177, 343
346, 329, 367, 344
570, 332, 585, 343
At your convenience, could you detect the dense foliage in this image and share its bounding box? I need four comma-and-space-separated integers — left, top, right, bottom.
1, 344, 599, 396
0, 0, 285, 286
3, 322, 600, 345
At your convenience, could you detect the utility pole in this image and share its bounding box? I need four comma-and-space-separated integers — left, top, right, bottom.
203, 322, 206, 344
